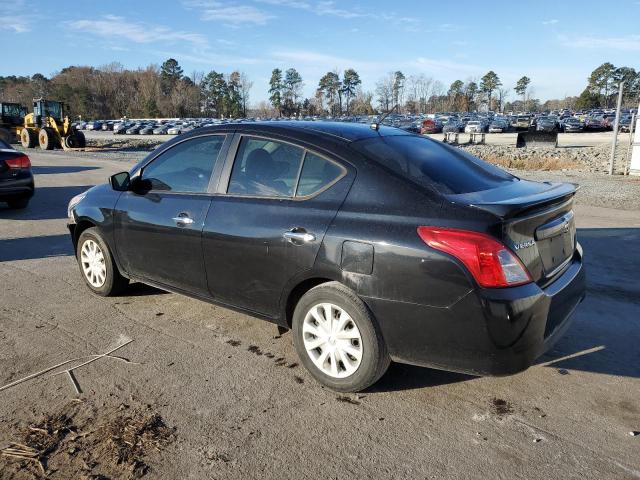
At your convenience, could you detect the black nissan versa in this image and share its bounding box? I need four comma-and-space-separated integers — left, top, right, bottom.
67, 122, 586, 392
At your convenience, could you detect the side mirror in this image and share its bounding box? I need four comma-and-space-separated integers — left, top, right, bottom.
109, 171, 130, 191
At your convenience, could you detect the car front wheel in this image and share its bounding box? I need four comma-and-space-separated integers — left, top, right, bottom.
77, 227, 128, 296
292, 282, 390, 392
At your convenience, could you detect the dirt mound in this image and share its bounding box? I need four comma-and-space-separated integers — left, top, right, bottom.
1, 400, 175, 479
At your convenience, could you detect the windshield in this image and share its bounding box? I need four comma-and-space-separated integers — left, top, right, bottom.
2, 104, 24, 117
44, 101, 62, 119
351, 135, 517, 195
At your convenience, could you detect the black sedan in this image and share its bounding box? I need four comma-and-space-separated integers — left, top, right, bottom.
126, 124, 142, 135
536, 117, 558, 132
0, 139, 34, 209
562, 118, 584, 133
67, 122, 586, 391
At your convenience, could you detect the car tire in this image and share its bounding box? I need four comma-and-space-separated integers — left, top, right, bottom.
292, 281, 390, 392
76, 227, 129, 296
7, 198, 29, 209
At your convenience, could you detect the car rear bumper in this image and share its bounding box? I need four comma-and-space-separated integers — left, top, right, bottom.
0, 174, 34, 201
363, 247, 586, 376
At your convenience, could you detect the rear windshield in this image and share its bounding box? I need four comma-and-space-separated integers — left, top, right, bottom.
351, 135, 517, 194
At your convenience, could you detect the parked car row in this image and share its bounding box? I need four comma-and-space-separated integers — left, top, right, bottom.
71, 106, 636, 138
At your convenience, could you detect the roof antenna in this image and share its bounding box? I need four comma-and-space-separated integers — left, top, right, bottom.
371, 103, 399, 131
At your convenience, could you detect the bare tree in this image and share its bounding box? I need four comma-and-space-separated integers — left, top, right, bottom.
375, 73, 395, 112
497, 87, 510, 113
238, 72, 253, 117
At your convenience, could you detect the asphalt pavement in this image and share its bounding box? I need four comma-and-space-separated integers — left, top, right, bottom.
0, 150, 639, 479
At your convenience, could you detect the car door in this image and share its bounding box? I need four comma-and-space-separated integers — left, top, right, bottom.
202, 134, 353, 317
113, 134, 230, 296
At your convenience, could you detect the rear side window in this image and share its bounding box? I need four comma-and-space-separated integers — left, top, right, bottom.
296, 152, 344, 197
351, 135, 517, 195
228, 137, 304, 197
142, 135, 225, 193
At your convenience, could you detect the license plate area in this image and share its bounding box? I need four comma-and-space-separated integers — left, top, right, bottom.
536, 211, 575, 276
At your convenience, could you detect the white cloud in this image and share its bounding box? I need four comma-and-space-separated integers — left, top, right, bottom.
542, 19, 559, 25
0, 16, 31, 33
0, 1, 34, 33
66, 15, 208, 47
184, 1, 274, 25
256, 0, 420, 27
257, 0, 364, 18
559, 34, 640, 52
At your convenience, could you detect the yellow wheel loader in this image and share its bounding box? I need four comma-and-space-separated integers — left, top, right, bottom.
19, 99, 85, 150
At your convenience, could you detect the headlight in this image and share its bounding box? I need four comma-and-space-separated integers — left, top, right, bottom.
67, 192, 88, 219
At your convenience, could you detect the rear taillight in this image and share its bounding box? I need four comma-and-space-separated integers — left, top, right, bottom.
5, 154, 31, 169
417, 227, 532, 288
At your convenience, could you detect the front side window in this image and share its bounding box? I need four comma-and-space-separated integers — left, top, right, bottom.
141, 135, 225, 193
228, 137, 304, 197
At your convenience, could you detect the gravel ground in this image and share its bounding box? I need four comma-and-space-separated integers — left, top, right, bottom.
461, 143, 632, 174
510, 170, 640, 211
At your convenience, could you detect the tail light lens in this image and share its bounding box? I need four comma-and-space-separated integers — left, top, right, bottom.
4, 154, 31, 169
417, 226, 532, 288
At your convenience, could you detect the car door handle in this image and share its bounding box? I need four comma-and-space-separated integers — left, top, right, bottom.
172, 213, 194, 226
283, 229, 315, 243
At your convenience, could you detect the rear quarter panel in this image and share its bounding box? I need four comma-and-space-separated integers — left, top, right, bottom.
314, 152, 494, 308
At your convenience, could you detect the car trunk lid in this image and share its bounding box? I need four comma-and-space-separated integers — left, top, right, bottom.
445, 179, 578, 283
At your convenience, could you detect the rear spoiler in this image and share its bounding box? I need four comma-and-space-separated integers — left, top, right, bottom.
445, 181, 578, 219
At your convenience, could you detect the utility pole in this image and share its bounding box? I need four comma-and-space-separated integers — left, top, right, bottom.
609, 81, 625, 175
626, 112, 635, 175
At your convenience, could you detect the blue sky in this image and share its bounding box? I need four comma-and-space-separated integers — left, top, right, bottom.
1, 0, 639, 105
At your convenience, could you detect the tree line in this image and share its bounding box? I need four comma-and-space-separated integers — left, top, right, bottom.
1, 59, 638, 120
0, 58, 252, 120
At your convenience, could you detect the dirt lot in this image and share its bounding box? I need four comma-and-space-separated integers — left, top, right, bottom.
1, 149, 639, 479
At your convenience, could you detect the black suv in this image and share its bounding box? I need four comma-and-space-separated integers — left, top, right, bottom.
68, 122, 586, 391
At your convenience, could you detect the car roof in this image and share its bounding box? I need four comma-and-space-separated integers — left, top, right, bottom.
194, 120, 412, 143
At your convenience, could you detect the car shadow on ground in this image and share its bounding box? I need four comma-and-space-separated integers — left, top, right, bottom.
31, 166, 100, 175
537, 227, 640, 379
369, 363, 474, 393
0, 185, 94, 220
124, 282, 170, 297
0, 234, 72, 262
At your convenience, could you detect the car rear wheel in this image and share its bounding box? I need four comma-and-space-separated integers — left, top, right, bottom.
77, 227, 128, 296
292, 282, 390, 392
